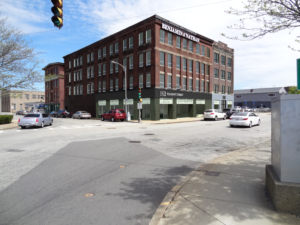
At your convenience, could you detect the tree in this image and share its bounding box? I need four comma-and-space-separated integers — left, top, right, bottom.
0, 14, 44, 96
288, 86, 300, 94
222, 0, 300, 51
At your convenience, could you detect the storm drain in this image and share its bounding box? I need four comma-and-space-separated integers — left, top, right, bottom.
205, 171, 220, 177
7, 149, 24, 152
144, 134, 154, 135
129, 141, 141, 143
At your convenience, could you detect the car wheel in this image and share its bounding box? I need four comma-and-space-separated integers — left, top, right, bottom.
215, 116, 218, 121
72, 115, 75, 119
257, 120, 261, 126
111, 117, 115, 122
101, 117, 104, 121
21, 126, 26, 129
121, 119, 124, 122
230, 125, 234, 127
204, 118, 207, 121
41, 122, 44, 128
49, 121, 53, 126
223, 116, 226, 120
248, 121, 252, 128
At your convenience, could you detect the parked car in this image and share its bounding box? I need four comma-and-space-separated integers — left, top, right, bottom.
16, 110, 22, 115
226, 108, 241, 119
72, 111, 91, 119
229, 112, 261, 128
18, 113, 53, 129
50, 111, 58, 117
56, 109, 72, 118
101, 109, 126, 122
203, 109, 227, 121
241, 106, 251, 112
233, 106, 241, 110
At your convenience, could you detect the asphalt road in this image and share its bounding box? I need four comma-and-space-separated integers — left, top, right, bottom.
0, 114, 271, 225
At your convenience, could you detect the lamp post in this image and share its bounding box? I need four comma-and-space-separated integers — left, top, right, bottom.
111, 61, 128, 120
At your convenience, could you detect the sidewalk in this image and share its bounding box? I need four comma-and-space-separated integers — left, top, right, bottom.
129, 117, 202, 124
0, 120, 18, 130
150, 140, 300, 225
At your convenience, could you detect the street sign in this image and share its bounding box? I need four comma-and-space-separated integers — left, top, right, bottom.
137, 103, 142, 109
297, 59, 300, 90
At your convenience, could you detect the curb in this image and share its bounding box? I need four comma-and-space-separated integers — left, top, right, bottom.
0, 121, 19, 130
149, 138, 271, 225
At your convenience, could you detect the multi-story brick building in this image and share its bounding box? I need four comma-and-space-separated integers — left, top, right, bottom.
212, 41, 234, 110
43, 62, 65, 112
63, 15, 234, 120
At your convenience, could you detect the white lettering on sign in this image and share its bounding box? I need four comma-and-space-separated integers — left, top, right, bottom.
98, 100, 106, 106
196, 99, 205, 104
214, 100, 220, 105
160, 98, 173, 104
160, 91, 184, 97
123, 99, 133, 105
142, 98, 151, 104
162, 23, 200, 43
110, 100, 119, 105
177, 99, 194, 105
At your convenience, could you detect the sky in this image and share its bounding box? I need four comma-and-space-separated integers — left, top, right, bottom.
1, 0, 299, 90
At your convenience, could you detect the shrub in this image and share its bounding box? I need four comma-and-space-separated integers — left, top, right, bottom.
0, 115, 13, 124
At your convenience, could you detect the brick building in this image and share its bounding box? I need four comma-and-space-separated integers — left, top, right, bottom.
43, 62, 65, 112
63, 15, 234, 120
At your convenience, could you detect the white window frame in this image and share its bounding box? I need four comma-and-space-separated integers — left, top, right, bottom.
69, 61, 71, 68
160, 73, 165, 88
115, 78, 119, 91
69, 73, 71, 82
139, 32, 143, 46
139, 75, 143, 88
98, 65, 101, 76
139, 53, 143, 67
146, 51, 151, 66
109, 44, 113, 55
110, 79, 113, 92
77, 85, 79, 95
146, 29, 151, 43
103, 81, 106, 92
87, 54, 90, 63
123, 39, 127, 51
98, 81, 101, 92
115, 60, 119, 73
129, 56, 133, 69
103, 64, 106, 75
87, 84, 91, 94
98, 49, 101, 59
69, 87, 71, 95
87, 68, 90, 78
115, 42, 119, 53
74, 72, 76, 81
129, 76, 133, 89
91, 83, 94, 93
167, 75, 172, 88
80, 85, 83, 95
73, 86, 76, 95
146, 73, 151, 87
91, 52, 94, 61
129, 37, 133, 49
110, 62, 113, 74
103, 47, 106, 57
80, 56, 83, 65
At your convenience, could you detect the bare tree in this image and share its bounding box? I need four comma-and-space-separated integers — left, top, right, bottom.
222, 0, 300, 51
0, 14, 44, 96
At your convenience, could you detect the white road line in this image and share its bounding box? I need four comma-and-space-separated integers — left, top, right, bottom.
60, 126, 69, 129
33, 129, 38, 131
16, 130, 21, 132
84, 125, 93, 127
72, 126, 82, 128
0, 131, 3, 133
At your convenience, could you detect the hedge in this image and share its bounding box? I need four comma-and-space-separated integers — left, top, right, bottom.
0, 115, 13, 125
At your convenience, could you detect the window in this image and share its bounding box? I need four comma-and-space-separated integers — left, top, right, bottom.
123, 39, 127, 51
123, 77, 126, 90
77, 71, 79, 81
129, 56, 133, 69
183, 38, 187, 50
80, 85, 83, 94
183, 58, 187, 71
160, 73, 165, 88
196, 44, 200, 54
189, 60, 193, 72
115, 42, 119, 53
196, 62, 200, 74
103, 47, 106, 57
214, 53, 219, 63
214, 69, 219, 78
160, 52, 165, 66
139, 32, 143, 46
206, 82, 210, 93
129, 37, 133, 49
110, 62, 113, 74
189, 41, 193, 52
146, 73, 151, 87
139, 53, 143, 67
221, 55, 226, 65
123, 58, 127, 69
176, 36, 181, 48
214, 84, 219, 93
201, 46, 205, 56
69, 61, 71, 68
54, 93, 56, 100
32, 94, 36, 99
87, 68, 90, 78
25, 94, 29, 99
103, 81, 106, 92
176, 56, 181, 69
115, 78, 119, 91
227, 72, 232, 81
236, 95, 242, 98
98, 81, 101, 92
98, 65, 101, 76
110, 79, 113, 91
183, 77, 187, 90
221, 85, 225, 94
139, 75, 143, 88
115, 60, 119, 73
227, 87, 231, 94
130, 76, 133, 89
228, 58, 232, 67
176, 76, 180, 89
189, 78, 193, 91
87, 84, 91, 94
77, 86, 79, 95
69, 87, 71, 95
221, 70, 225, 79
77, 58, 79, 67
91, 67, 94, 78
109, 44, 113, 55
74, 59, 76, 67
206, 65, 210, 75
103, 64, 106, 75
160, 29, 165, 43
167, 75, 172, 88
98, 49, 101, 59
74, 86, 76, 95
168, 54, 172, 68
80, 70, 82, 80
91, 52, 94, 61
268, 93, 276, 97
207, 48, 210, 58
201, 80, 204, 92
80, 56, 83, 65
87, 54, 90, 63
74, 72, 76, 81
168, 33, 173, 45
69, 73, 71, 82
146, 29, 151, 43
146, 51, 151, 66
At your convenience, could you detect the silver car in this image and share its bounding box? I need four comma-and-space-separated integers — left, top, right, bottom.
72, 111, 91, 119
18, 113, 53, 129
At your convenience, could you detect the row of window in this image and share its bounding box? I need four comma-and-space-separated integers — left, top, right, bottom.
11, 94, 44, 99
160, 29, 210, 57
213, 69, 232, 80
46, 80, 59, 89
46, 92, 59, 101
213, 85, 232, 94
45, 67, 59, 75
214, 53, 232, 67
160, 51, 211, 75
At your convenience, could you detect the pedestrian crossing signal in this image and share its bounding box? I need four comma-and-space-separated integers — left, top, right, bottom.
51, 0, 63, 29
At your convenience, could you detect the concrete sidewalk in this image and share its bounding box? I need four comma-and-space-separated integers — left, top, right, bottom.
0, 120, 18, 130
150, 140, 300, 225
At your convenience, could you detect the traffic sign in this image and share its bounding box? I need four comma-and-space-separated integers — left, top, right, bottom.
137, 103, 142, 109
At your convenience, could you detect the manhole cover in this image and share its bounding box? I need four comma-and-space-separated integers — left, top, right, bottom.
7, 149, 24, 152
129, 141, 141, 143
84, 193, 94, 197
205, 171, 220, 177
144, 134, 154, 135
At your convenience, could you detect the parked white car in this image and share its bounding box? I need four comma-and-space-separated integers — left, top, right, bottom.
203, 109, 227, 121
72, 111, 91, 119
229, 112, 261, 128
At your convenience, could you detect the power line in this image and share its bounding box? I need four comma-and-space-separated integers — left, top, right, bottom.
27, 0, 233, 35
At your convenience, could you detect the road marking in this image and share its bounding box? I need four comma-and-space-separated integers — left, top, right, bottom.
0, 131, 3, 133
33, 129, 38, 131
16, 130, 21, 132
60, 126, 69, 129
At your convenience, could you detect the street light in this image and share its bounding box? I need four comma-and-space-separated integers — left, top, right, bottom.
111, 61, 128, 120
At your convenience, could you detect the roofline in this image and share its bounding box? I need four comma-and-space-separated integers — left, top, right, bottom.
42, 62, 64, 70
63, 14, 215, 58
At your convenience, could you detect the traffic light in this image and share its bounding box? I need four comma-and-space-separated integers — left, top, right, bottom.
138, 88, 142, 102
51, 0, 63, 29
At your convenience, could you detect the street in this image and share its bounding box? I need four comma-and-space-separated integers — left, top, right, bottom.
0, 114, 271, 225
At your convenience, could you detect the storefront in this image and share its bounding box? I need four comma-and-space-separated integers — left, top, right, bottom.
212, 94, 234, 110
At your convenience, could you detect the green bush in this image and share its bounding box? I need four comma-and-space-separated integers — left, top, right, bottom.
0, 115, 13, 124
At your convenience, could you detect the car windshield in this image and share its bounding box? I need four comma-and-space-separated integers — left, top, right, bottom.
117, 110, 125, 113
81, 111, 88, 113
204, 110, 213, 112
24, 114, 40, 118
233, 113, 248, 116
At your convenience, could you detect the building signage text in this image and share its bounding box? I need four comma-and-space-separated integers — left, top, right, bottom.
177, 99, 193, 105
160, 98, 173, 104
110, 100, 119, 105
98, 100, 106, 106
196, 99, 205, 104
160, 91, 184, 97
162, 23, 200, 43
123, 99, 133, 105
